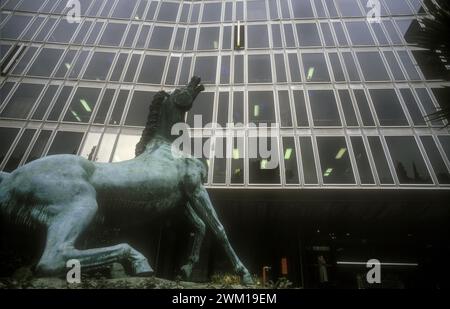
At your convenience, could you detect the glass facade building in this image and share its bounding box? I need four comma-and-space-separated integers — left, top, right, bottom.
1, 0, 450, 288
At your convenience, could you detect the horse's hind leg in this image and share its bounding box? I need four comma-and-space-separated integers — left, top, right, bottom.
36, 194, 152, 277
181, 202, 205, 279
188, 186, 253, 285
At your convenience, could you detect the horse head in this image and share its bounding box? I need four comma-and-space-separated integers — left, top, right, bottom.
135, 76, 205, 156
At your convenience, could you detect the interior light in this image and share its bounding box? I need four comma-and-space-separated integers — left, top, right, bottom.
80, 99, 91, 112
234, 168, 241, 175
65, 63, 71, 70
232, 148, 240, 159
71, 110, 81, 122
214, 40, 218, 49
307, 67, 315, 80
284, 148, 292, 160
335, 148, 347, 159
135, 16, 140, 20
206, 159, 210, 166
254, 104, 260, 117
237, 21, 241, 48
324, 167, 333, 177
260, 159, 268, 169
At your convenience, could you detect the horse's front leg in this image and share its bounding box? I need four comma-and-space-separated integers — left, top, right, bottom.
181, 202, 206, 279
188, 186, 253, 285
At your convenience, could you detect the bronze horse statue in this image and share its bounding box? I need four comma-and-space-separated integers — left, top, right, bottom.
0, 77, 253, 284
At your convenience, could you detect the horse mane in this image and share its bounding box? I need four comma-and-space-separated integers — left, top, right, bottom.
135, 91, 168, 156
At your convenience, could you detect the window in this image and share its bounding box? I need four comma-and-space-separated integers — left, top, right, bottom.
109, 90, 129, 125
296, 23, 321, 46
31, 85, 58, 120
398, 51, 421, 80
272, 24, 282, 48
179, 57, 192, 85
275, 54, 287, 82
353, 90, 375, 126
220, 55, 231, 84
382, 0, 413, 15
213, 137, 227, 184
166, 57, 180, 85
234, 55, 244, 83
16, 0, 47, 11
247, 0, 267, 20
186, 92, 214, 128
369, 89, 408, 126
416, 88, 442, 126
223, 26, 232, 49
194, 56, 217, 84
278, 91, 293, 127
0, 128, 20, 165
345, 21, 375, 45
356, 52, 390, 81
198, 27, 220, 50
302, 53, 330, 82
157, 2, 179, 22
249, 137, 280, 184
47, 86, 73, 121
203, 3, 222, 22
335, 0, 363, 16
173, 27, 185, 50
0, 15, 32, 39
125, 91, 155, 127
4, 129, 36, 172
292, 0, 314, 18
438, 136, 450, 163
27, 48, 63, 77
248, 91, 276, 125
288, 53, 302, 82
367, 136, 394, 184
383, 51, 406, 80
109, 90, 130, 125
283, 24, 296, 47
339, 90, 358, 126
47, 131, 84, 156
321, 23, 336, 46
233, 92, 244, 124
317, 137, 355, 184
186, 28, 197, 50
112, 0, 138, 19
11, 47, 38, 75
0, 83, 44, 119
293, 90, 309, 127
68, 50, 89, 79
124, 54, 141, 82
333, 22, 349, 46
329, 53, 345, 82
231, 136, 244, 184
85, 21, 103, 45
217, 92, 229, 127
299, 136, 318, 184
309, 90, 341, 126
351, 136, 375, 184
94, 89, 115, 124
110, 53, 128, 81
148, 26, 173, 49
25, 130, 51, 163
138, 55, 166, 84
248, 55, 272, 83
421, 136, 450, 184
282, 137, 299, 184
123, 24, 138, 47
48, 19, 78, 43
99, 23, 127, 46
247, 25, 269, 48
386, 136, 432, 184
54, 50, 77, 78
342, 52, 360, 81
113, 134, 141, 162
400, 89, 426, 126
83, 52, 115, 81
63, 87, 101, 123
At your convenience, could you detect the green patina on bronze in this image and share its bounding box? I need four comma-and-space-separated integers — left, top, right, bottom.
0, 77, 253, 285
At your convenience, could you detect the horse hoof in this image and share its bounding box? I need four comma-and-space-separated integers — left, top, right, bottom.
132, 259, 154, 277
180, 264, 193, 279
241, 272, 254, 286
